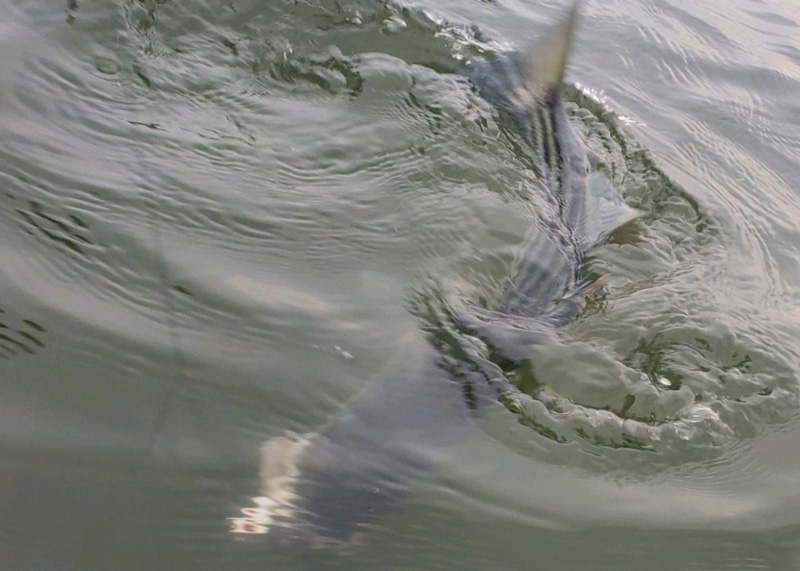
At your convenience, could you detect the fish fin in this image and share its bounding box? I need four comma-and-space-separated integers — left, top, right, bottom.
259, 431, 311, 502
520, 1, 581, 103
226, 431, 313, 535
457, 2, 580, 113
577, 275, 607, 296
230, 432, 312, 535
576, 172, 640, 249
562, 276, 607, 304
537, 276, 607, 328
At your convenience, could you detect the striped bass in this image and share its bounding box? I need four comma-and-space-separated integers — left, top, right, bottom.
453, 1, 636, 363
230, 0, 636, 547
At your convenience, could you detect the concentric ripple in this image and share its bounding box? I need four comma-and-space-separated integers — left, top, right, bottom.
3, 0, 800, 566
433, 80, 800, 471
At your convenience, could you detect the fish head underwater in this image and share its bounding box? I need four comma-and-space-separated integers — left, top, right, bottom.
230, 0, 638, 548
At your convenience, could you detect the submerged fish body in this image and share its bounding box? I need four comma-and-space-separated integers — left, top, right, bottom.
231, 1, 635, 546
453, 2, 635, 362
234, 358, 471, 547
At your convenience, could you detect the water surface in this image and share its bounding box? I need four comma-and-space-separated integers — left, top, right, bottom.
1, 0, 800, 569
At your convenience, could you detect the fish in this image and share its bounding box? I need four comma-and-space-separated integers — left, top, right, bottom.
452, 0, 636, 363
230, 0, 636, 547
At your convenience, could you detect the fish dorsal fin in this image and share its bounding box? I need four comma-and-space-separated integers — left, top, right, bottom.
522, 1, 581, 102
575, 172, 641, 250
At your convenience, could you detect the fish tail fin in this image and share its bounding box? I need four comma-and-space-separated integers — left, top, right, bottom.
229, 431, 312, 535
259, 431, 310, 504
521, 1, 581, 102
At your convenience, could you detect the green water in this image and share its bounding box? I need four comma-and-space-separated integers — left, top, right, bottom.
1, 0, 800, 568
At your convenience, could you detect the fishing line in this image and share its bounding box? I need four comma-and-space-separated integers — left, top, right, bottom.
142, 179, 188, 462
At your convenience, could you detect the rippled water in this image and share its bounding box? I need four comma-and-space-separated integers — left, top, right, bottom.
2, 0, 800, 568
